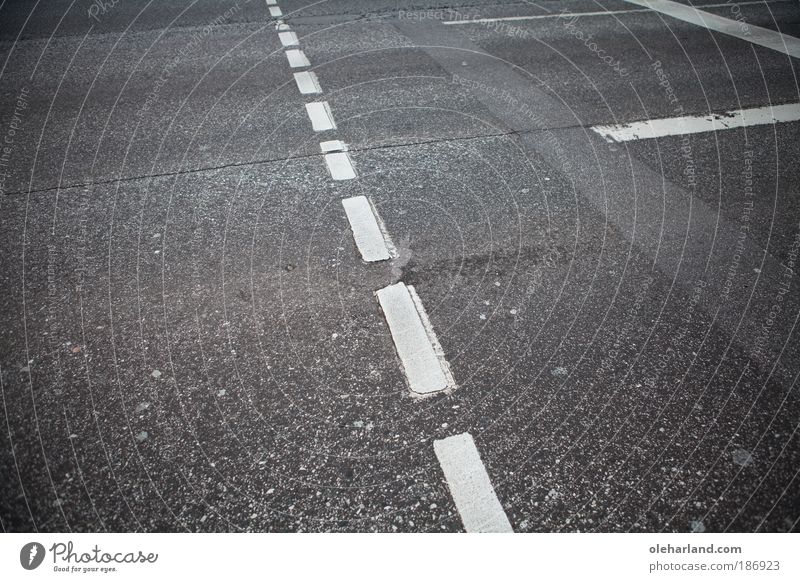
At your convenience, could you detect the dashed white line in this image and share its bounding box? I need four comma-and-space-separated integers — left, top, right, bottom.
266, 0, 277, 5
293, 71, 322, 94
592, 102, 800, 142
320, 139, 347, 153
623, 0, 800, 58
276, 22, 291, 31
341, 196, 395, 262
285, 48, 310, 68
269, 6, 283, 17
376, 282, 455, 395
434, 433, 513, 533
279, 31, 299, 47
443, 1, 791, 24
305, 101, 337, 131
323, 152, 356, 180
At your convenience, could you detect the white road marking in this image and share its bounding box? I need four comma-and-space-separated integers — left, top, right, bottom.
276, 22, 291, 31
341, 196, 396, 262
443, 1, 790, 24
279, 31, 299, 47
592, 102, 800, 142
320, 140, 347, 153
376, 282, 455, 395
324, 152, 356, 180
623, 0, 800, 58
269, 6, 283, 17
293, 71, 322, 94
305, 101, 337, 131
434, 433, 513, 533
285, 49, 310, 68
266, 0, 277, 5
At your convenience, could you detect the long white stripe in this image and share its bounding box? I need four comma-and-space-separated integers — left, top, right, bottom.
434, 433, 513, 533
341, 196, 395, 262
278, 31, 299, 47
269, 6, 283, 17
293, 71, 322, 94
443, 1, 790, 24
285, 48, 310, 68
324, 152, 356, 180
592, 102, 800, 142
305, 101, 337, 131
623, 0, 800, 58
376, 282, 454, 395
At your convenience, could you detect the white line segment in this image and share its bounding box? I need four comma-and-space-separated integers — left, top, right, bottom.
269, 6, 283, 17
266, 0, 277, 5
305, 101, 337, 131
434, 433, 513, 533
279, 31, 299, 47
293, 71, 322, 94
592, 102, 800, 142
341, 196, 395, 262
320, 140, 347, 153
324, 152, 356, 180
376, 282, 454, 395
623, 0, 800, 58
443, 1, 791, 24
285, 48, 310, 68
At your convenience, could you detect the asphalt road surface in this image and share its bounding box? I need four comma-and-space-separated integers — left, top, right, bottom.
1, 0, 799, 533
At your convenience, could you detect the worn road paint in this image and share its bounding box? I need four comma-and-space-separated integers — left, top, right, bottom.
279, 31, 299, 47
376, 282, 454, 395
434, 433, 513, 533
341, 196, 395, 262
592, 102, 800, 142
285, 48, 310, 68
320, 140, 347, 153
324, 152, 356, 180
305, 101, 337, 131
294, 71, 322, 94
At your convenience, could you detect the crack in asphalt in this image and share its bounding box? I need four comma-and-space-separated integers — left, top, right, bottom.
3, 124, 583, 197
